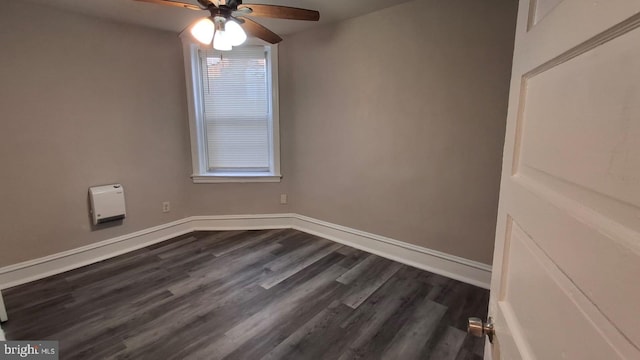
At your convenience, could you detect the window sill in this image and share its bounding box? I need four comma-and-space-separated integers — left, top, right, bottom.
191, 174, 282, 184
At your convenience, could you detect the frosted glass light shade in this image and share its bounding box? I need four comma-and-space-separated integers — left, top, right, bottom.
191, 18, 215, 45
213, 30, 232, 51
225, 20, 247, 46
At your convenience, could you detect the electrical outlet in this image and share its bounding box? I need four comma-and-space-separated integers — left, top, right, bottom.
162, 202, 171, 213
280, 194, 288, 205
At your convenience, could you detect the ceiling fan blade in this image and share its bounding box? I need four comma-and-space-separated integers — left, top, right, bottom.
134, 0, 202, 11
195, 0, 215, 8
238, 4, 320, 21
240, 18, 283, 44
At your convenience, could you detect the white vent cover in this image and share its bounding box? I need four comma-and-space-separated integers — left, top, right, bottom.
88, 184, 126, 225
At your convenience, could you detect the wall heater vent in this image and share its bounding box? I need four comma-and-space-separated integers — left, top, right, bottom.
89, 184, 126, 225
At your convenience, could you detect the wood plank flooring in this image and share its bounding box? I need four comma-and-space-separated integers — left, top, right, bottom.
2, 229, 489, 359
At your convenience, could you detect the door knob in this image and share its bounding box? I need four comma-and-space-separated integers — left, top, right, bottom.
468, 317, 495, 343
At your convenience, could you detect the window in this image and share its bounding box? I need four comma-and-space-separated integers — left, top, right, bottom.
182, 39, 280, 183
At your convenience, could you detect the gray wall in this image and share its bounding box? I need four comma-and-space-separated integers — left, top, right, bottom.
280, 0, 517, 264
0, 1, 191, 266
0, 1, 289, 267
0, 0, 516, 267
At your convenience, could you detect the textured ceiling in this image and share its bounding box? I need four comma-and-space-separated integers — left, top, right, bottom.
24, 0, 414, 37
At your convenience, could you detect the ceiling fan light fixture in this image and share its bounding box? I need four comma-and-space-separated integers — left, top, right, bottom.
190, 17, 215, 45
225, 20, 247, 46
135, 0, 320, 45
213, 29, 232, 51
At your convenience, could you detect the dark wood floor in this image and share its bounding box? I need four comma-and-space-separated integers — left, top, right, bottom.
2, 229, 489, 359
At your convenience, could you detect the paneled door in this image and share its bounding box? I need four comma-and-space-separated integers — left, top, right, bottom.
485, 0, 640, 359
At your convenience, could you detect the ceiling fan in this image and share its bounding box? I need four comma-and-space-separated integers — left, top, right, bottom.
134, 0, 320, 50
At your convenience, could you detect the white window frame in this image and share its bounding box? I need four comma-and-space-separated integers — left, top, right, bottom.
181, 35, 281, 183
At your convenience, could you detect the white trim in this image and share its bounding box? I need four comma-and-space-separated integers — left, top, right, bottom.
189, 214, 293, 231
0, 291, 6, 322
181, 40, 205, 176
0, 218, 192, 291
268, 44, 281, 179
191, 175, 282, 183
0, 323, 5, 341
0, 214, 290, 290
0, 213, 491, 321
180, 36, 281, 182
290, 215, 492, 289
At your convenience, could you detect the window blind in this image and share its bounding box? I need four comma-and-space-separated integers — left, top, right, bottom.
199, 46, 271, 172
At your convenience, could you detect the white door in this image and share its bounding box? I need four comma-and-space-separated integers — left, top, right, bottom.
486, 0, 640, 359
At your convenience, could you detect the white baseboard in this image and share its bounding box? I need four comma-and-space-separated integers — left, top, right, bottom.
0, 214, 294, 291
0, 289, 5, 337
0, 213, 491, 321
189, 214, 294, 232
290, 215, 491, 289
0, 218, 192, 291
187, 214, 491, 288
0, 291, 5, 322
